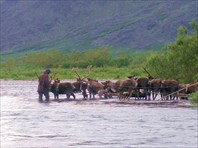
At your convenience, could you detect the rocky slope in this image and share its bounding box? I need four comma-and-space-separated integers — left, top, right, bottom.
0, 0, 197, 54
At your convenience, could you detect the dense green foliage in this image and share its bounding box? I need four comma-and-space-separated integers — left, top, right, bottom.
0, 48, 152, 80
189, 92, 198, 107
0, 21, 197, 84
146, 20, 198, 83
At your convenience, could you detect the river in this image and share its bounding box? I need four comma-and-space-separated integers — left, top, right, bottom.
0, 80, 197, 148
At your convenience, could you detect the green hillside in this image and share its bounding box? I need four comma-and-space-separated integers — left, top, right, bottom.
0, 0, 197, 57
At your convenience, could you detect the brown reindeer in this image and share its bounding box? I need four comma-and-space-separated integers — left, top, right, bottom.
72, 65, 107, 99
148, 79, 162, 100
127, 76, 150, 100
86, 78, 105, 99
101, 80, 118, 93
179, 83, 198, 94
117, 78, 137, 100
108, 79, 134, 100
160, 80, 179, 100
80, 81, 88, 99
72, 80, 82, 93
100, 80, 121, 98
178, 83, 198, 99
98, 89, 112, 99
72, 66, 92, 99
135, 77, 150, 100
50, 79, 76, 100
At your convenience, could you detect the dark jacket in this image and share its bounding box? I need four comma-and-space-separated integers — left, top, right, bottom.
37, 72, 50, 93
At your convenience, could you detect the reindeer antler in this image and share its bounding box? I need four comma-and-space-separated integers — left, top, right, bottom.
50, 71, 58, 81
143, 67, 155, 79
72, 65, 93, 81
72, 67, 82, 80
83, 65, 92, 79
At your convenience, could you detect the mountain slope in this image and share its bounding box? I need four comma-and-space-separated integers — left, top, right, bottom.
0, 0, 197, 54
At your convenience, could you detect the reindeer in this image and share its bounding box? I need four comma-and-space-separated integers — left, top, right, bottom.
127, 75, 150, 100
148, 79, 162, 100
46, 71, 76, 100
80, 81, 88, 99
135, 77, 150, 100
117, 78, 137, 100
160, 80, 179, 100
179, 83, 198, 94
101, 81, 114, 89
178, 83, 198, 100
72, 80, 82, 93
72, 67, 87, 99
103, 79, 138, 100
50, 78, 76, 100
86, 78, 105, 99
73, 66, 109, 99
98, 89, 112, 99
101, 80, 119, 98
72, 65, 98, 99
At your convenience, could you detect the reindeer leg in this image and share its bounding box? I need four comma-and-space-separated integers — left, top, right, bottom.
71, 93, 76, 99
118, 93, 122, 101
66, 93, 71, 100
82, 91, 88, 99
149, 90, 151, 100
146, 89, 150, 100
89, 92, 92, 99
137, 89, 140, 100
93, 92, 95, 99
153, 92, 157, 100
53, 93, 56, 100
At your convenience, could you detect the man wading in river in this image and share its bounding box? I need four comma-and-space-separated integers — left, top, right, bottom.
37, 69, 51, 102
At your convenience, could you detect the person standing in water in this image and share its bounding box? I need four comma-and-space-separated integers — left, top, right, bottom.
37, 69, 51, 102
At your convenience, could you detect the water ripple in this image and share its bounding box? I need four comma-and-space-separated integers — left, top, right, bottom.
1, 80, 198, 148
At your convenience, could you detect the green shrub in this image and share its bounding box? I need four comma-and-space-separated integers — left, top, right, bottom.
146, 20, 198, 83
189, 92, 198, 106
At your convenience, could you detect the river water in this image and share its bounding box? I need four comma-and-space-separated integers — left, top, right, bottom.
1, 80, 197, 148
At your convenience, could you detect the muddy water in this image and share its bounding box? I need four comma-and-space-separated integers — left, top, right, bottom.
1, 80, 197, 148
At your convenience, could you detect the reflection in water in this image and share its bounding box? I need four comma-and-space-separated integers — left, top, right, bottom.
1, 80, 198, 147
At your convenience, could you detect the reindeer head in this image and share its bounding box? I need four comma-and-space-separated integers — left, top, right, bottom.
54, 78, 60, 83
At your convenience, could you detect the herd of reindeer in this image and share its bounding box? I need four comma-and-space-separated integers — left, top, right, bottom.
49, 66, 198, 101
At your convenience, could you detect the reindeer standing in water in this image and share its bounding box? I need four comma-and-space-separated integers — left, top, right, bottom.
50, 79, 76, 100
73, 65, 108, 99
48, 71, 76, 100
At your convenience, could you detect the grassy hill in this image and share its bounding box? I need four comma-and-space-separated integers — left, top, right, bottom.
0, 0, 197, 56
